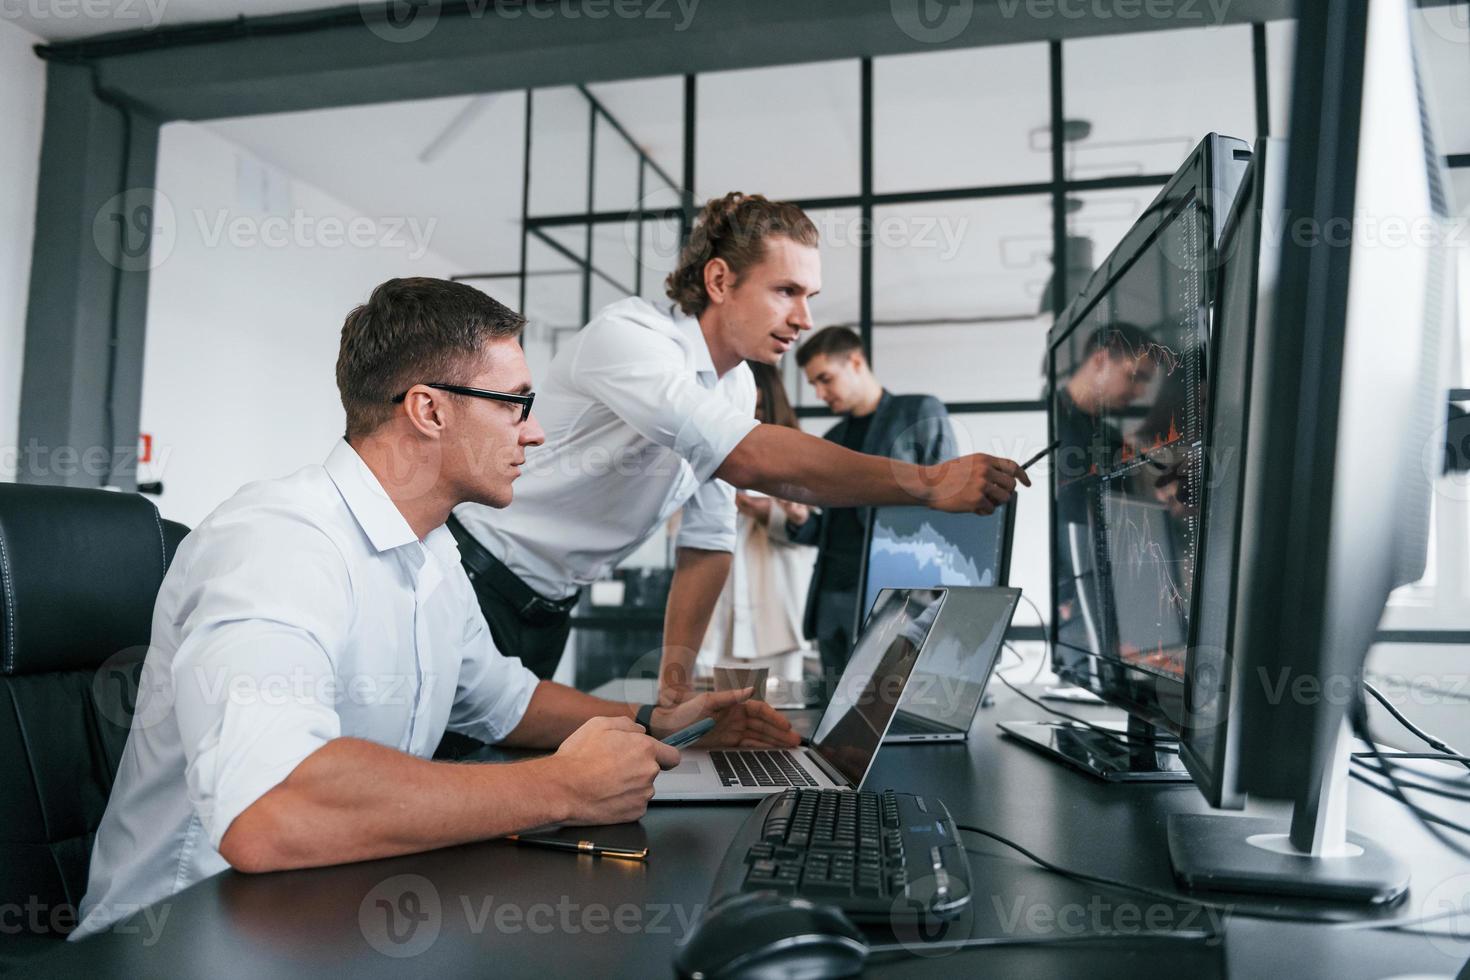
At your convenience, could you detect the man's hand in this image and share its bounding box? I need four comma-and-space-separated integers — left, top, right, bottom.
909, 453, 1031, 516
735, 493, 774, 525
548, 716, 680, 825
780, 500, 811, 527
651, 687, 801, 749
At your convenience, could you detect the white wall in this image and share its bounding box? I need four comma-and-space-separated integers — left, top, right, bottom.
0, 20, 46, 482
138, 121, 458, 527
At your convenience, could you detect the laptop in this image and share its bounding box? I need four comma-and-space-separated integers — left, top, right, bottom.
652, 588, 946, 802
884, 586, 1021, 743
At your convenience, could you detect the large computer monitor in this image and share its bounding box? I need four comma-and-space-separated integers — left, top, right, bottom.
854, 502, 1015, 633
1011, 132, 1251, 779
1167, 0, 1453, 903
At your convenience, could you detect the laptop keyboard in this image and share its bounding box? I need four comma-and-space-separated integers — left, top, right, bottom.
710, 749, 821, 788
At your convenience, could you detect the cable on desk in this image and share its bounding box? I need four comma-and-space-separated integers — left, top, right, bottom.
1349, 758, 1470, 804
1349, 769, 1470, 827
996, 645, 1179, 752
1362, 680, 1470, 771
1364, 671, 1470, 705
1351, 750, 1470, 765
1014, 592, 1053, 683
954, 823, 1470, 934
862, 928, 1214, 961
1349, 694, 1470, 861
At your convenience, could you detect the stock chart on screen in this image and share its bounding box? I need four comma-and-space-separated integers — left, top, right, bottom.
1051, 195, 1211, 685
861, 506, 1008, 624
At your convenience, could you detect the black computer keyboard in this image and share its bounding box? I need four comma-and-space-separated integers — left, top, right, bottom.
707, 788, 973, 923
709, 749, 820, 788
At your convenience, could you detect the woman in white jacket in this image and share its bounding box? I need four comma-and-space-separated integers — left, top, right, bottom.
696, 363, 816, 682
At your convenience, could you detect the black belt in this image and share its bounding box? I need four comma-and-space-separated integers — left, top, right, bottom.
446, 516, 580, 625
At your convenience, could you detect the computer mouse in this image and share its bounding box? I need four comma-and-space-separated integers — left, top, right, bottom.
674, 891, 868, 980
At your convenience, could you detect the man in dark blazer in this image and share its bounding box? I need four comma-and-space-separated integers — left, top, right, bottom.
763, 326, 957, 699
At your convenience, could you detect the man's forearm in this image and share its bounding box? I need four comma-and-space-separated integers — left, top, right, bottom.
219, 737, 571, 873
497, 680, 638, 747
659, 548, 732, 697
717, 425, 937, 508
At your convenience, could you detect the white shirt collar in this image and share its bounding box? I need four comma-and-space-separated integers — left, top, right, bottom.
669, 303, 717, 379
323, 439, 421, 554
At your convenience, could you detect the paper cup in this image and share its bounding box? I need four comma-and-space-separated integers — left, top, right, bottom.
713, 664, 770, 702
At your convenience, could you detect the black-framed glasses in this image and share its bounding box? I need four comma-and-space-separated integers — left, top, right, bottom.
391, 382, 535, 423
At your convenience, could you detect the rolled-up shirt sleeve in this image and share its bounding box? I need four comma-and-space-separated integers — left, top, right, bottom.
570, 313, 759, 483
168, 514, 352, 851
446, 585, 541, 743
676, 476, 739, 553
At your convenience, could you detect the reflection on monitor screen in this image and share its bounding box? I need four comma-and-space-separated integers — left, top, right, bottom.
1052, 194, 1208, 692
812, 588, 944, 786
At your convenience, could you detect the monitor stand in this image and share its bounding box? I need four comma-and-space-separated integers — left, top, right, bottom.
1167, 720, 1409, 903
999, 715, 1192, 782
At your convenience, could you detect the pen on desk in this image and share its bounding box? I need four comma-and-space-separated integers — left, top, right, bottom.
1021, 439, 1061, 471
506, 835, 649, 861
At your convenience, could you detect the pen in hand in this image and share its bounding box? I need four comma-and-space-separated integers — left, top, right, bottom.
1021, 439, 1061, 472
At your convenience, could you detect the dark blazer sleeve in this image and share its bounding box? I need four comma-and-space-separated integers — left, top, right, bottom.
786, 511, 822, 546
785, 418, 845, 546
903, 395, 958, 466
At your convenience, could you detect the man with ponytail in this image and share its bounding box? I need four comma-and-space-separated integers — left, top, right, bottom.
451, 192, 1029, 726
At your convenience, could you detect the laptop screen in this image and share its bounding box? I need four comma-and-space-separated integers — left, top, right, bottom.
810, 588, 946, 787
895, 586, 1021, 732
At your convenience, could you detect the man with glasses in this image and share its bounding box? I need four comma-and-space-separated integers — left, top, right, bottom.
451, 192, 1029, 709
74, 278, 787, 938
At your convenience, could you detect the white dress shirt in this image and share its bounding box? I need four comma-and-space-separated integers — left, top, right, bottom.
73, 440, 539, 939
454, 297, 758, 599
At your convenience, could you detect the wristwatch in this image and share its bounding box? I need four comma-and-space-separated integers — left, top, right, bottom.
635, 703, 657, 733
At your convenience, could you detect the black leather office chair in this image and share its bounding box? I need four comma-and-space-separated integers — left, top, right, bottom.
0, 484, 188, 958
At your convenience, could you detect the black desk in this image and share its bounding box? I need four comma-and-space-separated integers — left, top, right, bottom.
31, 683, 1470, 978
